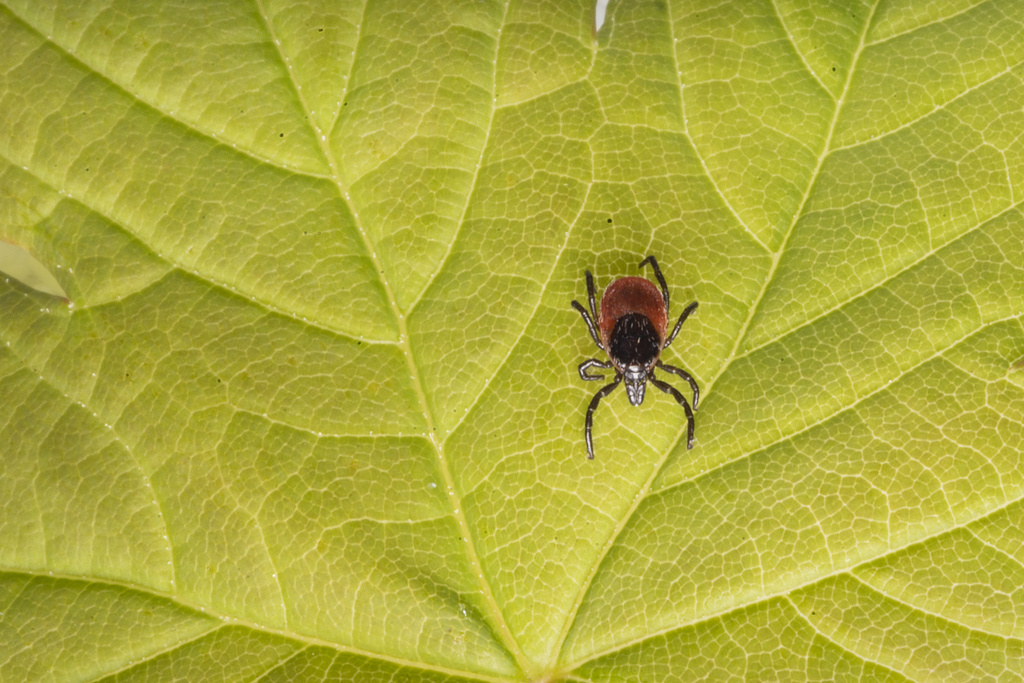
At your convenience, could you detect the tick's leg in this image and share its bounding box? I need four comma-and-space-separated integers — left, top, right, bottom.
571, 300, 603, 350
649, 374, 696, 450
664, 300, 698, 348
657, 360, 700, 410
579, 358, 614, 381
585, 375, 622, 459
572, 270, 604, 350
585, 270, 599, 322
639, 255, 670, 310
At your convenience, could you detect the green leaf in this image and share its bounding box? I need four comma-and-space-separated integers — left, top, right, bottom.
2, 0, 1023, 680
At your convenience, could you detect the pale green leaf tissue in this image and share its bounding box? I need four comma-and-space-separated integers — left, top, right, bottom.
2, 1, 1023, 681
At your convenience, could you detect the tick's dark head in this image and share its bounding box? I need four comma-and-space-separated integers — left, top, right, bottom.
608, 312, 661, 405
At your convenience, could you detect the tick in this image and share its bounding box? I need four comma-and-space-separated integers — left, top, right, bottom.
571, 255, 700, 459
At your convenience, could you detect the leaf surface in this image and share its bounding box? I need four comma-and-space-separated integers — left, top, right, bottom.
2, 1, 1023, 680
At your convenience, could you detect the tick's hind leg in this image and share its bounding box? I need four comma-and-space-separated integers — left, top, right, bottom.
639, 255, 670, 309
649, 374, 696, 450
572, 270, 603, 350
585, 270, 599, 322
656, 360, 700, 409
571, 301, 602, 350
585, 375, 622, 459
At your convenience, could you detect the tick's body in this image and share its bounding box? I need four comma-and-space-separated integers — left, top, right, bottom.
598, 277, 667, 349
572, 256, 699, 459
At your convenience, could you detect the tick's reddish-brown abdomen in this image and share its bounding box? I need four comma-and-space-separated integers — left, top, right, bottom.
598, 276, 667, 349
